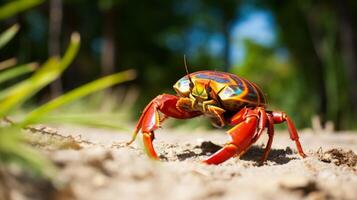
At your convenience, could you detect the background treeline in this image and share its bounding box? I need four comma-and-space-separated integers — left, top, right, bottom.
1, 0, 356, 130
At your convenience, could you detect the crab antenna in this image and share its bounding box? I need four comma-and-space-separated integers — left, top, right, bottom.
184, 55, 193, 84
184, 55, 190, 75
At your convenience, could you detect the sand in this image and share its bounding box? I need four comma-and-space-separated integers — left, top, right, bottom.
3, 126, 357, 200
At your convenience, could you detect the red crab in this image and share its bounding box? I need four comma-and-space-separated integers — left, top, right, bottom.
127, 67, 307, 165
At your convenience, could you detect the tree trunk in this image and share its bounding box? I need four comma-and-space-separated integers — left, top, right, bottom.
101, 9, 116, 76
336, 1, 357, 116
223, 23, 231, 72
49, 0, 63, 98
222, 21, 231, 72
304, 13, 328, 128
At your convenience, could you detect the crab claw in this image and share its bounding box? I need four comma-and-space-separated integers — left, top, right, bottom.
142, 132, 159, 159
128, 94, 200, 159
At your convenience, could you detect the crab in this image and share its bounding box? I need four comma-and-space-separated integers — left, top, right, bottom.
127, 68, 307, 165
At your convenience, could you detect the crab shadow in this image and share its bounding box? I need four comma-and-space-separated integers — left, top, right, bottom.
175, 141, 296, 165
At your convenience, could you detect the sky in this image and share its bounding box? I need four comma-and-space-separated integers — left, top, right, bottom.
230, 7, 277, 64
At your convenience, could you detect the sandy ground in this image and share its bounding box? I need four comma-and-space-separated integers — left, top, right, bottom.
4, 126, 357, 200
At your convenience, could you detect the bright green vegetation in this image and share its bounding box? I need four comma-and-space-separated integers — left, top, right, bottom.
0, 0, 135, 178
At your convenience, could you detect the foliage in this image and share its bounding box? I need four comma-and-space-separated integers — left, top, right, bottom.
0, 126, 55, 177
0, 33, 135, 177
0, 29, 80, 177
0, 0, 136, 178
0, 62, 37, 84
0, 24, 19, 49
260, 0, 357, 129
0, 33, 80, 116
0, 0, 44, 21
231, 40, 315, 128
21, 69, 136, 126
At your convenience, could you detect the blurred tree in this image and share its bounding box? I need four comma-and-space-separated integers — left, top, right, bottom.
232, 39, 312, 128
260, 0, 357, 129
335, 0, 357, 125
98, 0, 120, 76
49, 0, 63, 97
1, 0, 356, 129
205, 0, 241, 71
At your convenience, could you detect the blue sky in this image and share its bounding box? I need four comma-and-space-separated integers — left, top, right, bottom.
230, 7, 277, 64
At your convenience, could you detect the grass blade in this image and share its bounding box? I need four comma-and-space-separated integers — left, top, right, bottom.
21, 69, 136, 126
0, 58, 60, 115
0, 24, 19, 49
0, 127, 55, 178
0, 62, 37, 84
0, 0, 44, 21
0, 58, 17, 71
0, 33, 80, 117
58, 33, 80, 71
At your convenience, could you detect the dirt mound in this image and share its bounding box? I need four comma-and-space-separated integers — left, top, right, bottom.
318, 148, 357, 167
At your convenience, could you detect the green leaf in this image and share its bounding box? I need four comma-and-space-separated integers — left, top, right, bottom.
58, 33, 81, 71
0, 58, 60, 115
21, 69, 136, 126
0, 62, 37, 84
0, 127, 56, 178
0, 58, 17, 71
0, 0, 44, 21
0, 24, 19, 49
0, 33, 80, 117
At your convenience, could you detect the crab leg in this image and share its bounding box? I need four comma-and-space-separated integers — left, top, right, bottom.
203, 107, 266, 165
260, 115, 275, 163
271, 111, 307, 158
127, 94, 200, 159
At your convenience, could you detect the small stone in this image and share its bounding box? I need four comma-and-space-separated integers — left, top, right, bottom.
92, 174, 106, 187
305, 191, 326, 200
279, 175, 317, 195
